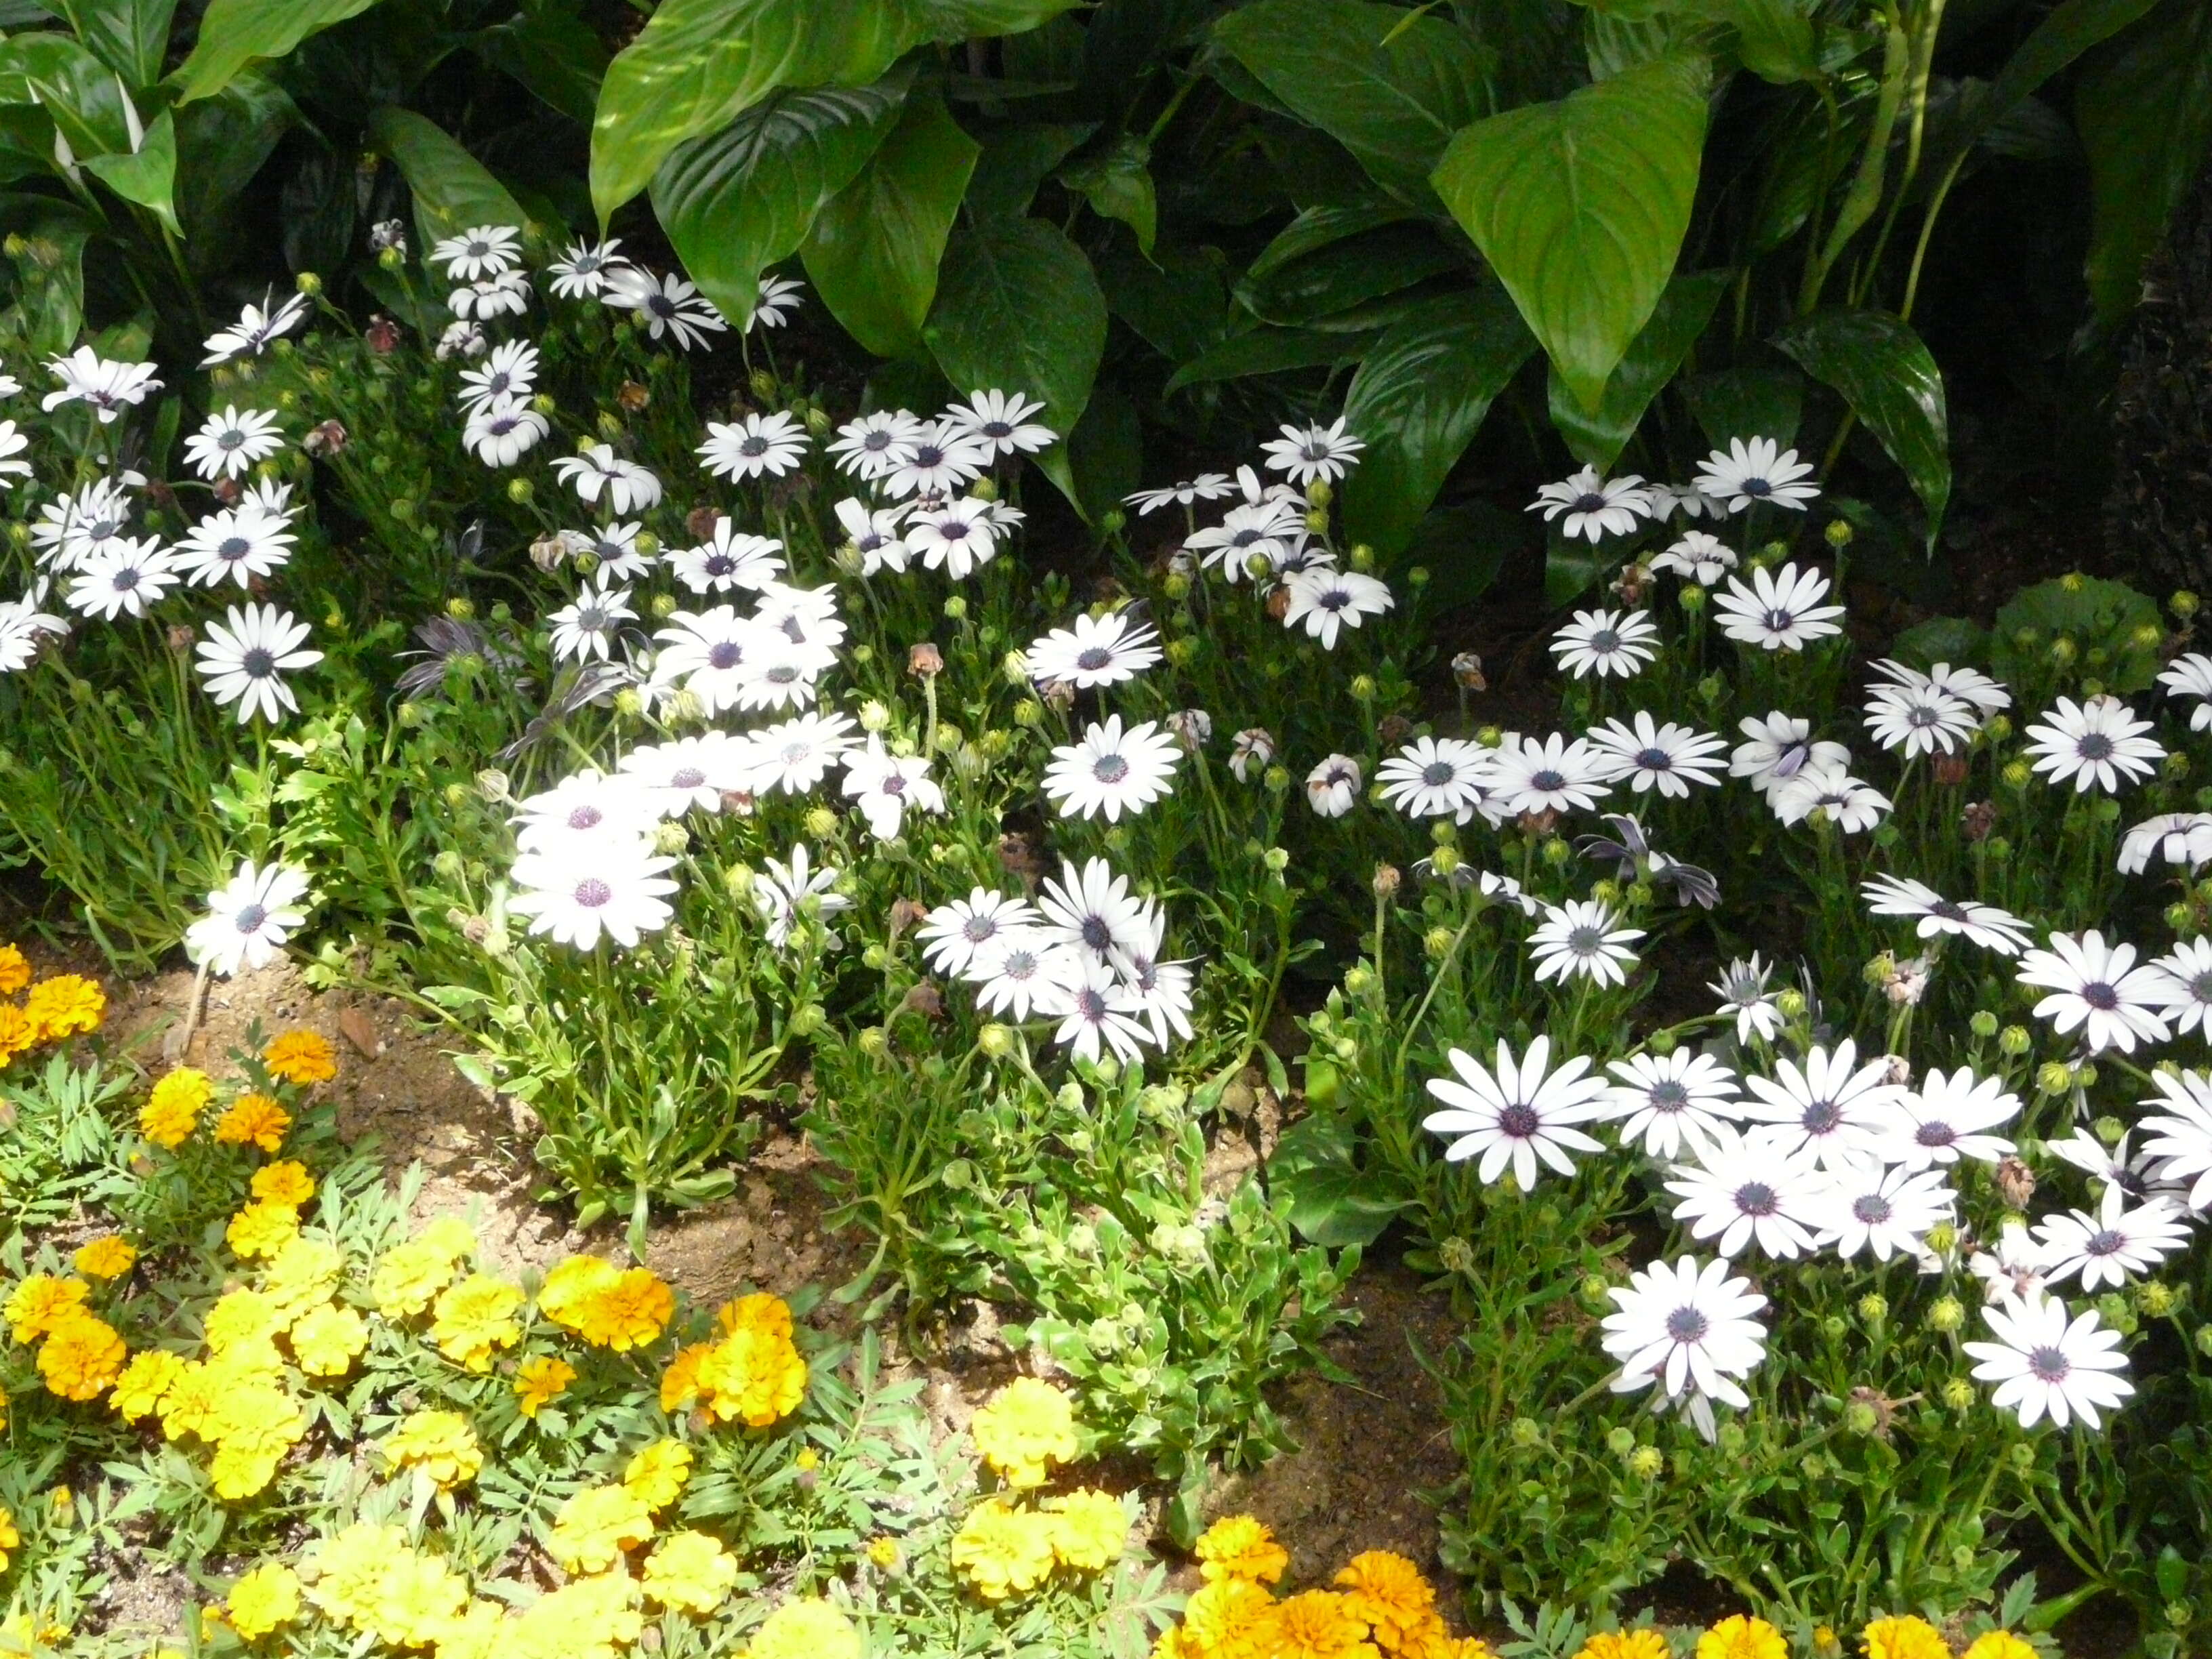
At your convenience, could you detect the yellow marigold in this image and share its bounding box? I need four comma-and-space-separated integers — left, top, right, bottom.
206, 1287, 287, 1354
1576, 1633, 1674, 1659
6, 1273, 91, 1343
289, 1303, 369, 1377
38, 1313, 126, 1401
622, 1438, 693, 1513
716, 1290, 794, 1340
538, 1254, 620, 1324
548, 1482, 655, 1574
951, 1496, 1059, 1601
660, 1342, 712, 1412
1960, 1635, 2034, 1659
432, 1599, 509, 1659
970, 1376, 1080, 1489
430, 1273, 525, 1372
0, 1383, 7, 1431
215, 1093, 291, 1153
251, 1160, 316, 1207
1865, 1618, 1951, 1659
72, 1235, 137, 1280
160, 1361, 226, 1441
262, 1237, 344, 1323
513, 1572, 642, 1659
0, 1502, 18, 1572
1700, 1617, 1790, 1659
573, 1267, 674, 1351
226, 1202, 300, 1261
514, 1354, 575, 1418
0, 942, 30, 994
140, 1067, 213, 1148
640, 1530, 738, 1616
264, 1029, 337, 1085
1183, 1576, 1282, 1658
1195, 1513, 1290, 1586
372, 1238, 461, 1319
300, 1521, 410, 1626
1271, 1590, 1382, 1659
417, 1216, 476, 1260
745, 1597, 862, 1659
0, 1004, 36, 1064
209, 1384, 305, 1458
1044, 1488, 1130, 1573
1336, 1551, 1439, 1654
226, 1562, 302, 1640
364, 1552, 470, 1651
383, 1409, 483, 1490
695, 1324, 808, 1427
112, 1349, 186, 1420
24, 974, 103, 1040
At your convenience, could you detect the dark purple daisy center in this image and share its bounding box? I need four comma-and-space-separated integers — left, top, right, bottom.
1636, 747, 1674, 772
707, 641, 742, 670
241, 647, 276, 678
2028, 1345, 2071, 1383
567, 805, 603, 831
1735, 1181, 1779, 1216
2085, 1229, 2126, 1258
219, 536, 251, 561
1531, 768, 1566, 792
1591, 628, 1622, 653
1422, 760, 1456, 787
234, 903, 268, 935
2077, 733, 2115, 762
1853, 1194, 1893, 1224
1080, 915, 1113, 952
1666, 1305, 1710, 1343
1916, 1121, 1957, 1147
1647, 1080, 1690, 1113
962, 915, 998, 943
1801, 1098, 1842, 1134
1092, 754, 1130, 783
1076, 647, 1113, 672
1572, 492, 1606, 513
1764, 607, 1797, 632
671, 767, 705, 790
1497, 1102, 1541, 1139
574, 878, 613, 908
1744, 477, 1774, 497
2081, 981, 2121, 1011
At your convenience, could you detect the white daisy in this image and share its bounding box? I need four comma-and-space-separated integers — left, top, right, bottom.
1599, 1050, 1741, 1159
1664, 1124, 1826, 1258
1863, 681, 1978, 757
184, 406, 286, 480
604, 267, 728, 349
462, 397, 549, 466
1042, 715, 1180, 821
920, 888, 1042, 978
512, 770, 662, 858
1586, 714, 1727, 798
972, 931, 1078, 1021
2015, 930, 2172, 1054
173, 507, 295, 589
184, 859, 312, 977
0, 584, 66, 672
1229, 727, 1276, 783
618, 733, 752, 815
904, 495, 1002, 579
840, 739, 945, 840
194, 604, 321, 724
1024, 611, 1162, 689
1710, 954, 1784, 1043
1126, 475, 1233, 514
449, 270, 531, 320
511, 846, 679, 951
2149, 937, 2212, 1035
699, 411, 808, 481
42, 347, 161, 422
828, 409, 922, 480
1305, 754, 1361, 817
1651, 531, 1736, 585
1769, 763, 1891, 833
945, 388, 1055, 459
833, 495, 912, 575
1713, 562, 1845, 651
1489, 733, 1612, 817
0, 420, 30, 489
1738, 1039, 1901, 1170
2023, 695, 2164, 793
1377, 737, 1495, 822
64, 537, 178, 619
546, 237, 632, 299
1860, 873, 2030, 956
1964, 1294, 2134, 1429
1550, 608, 1659, 679
653, 607, 763, 714
1258, 416, 1364, 485
553, 443, 662, 514
667, 520, 785, 594
2157, 651, 2212, 731
1645, 481, 1726, 521
547, 579, 636, 664
200, 293, 309, 365
1528, 466, 1652, 541
433, 224, 521, 281
1528, 899, 1645, 987
2118, 812, 2212, 876
754, 843, 851, 948
1185, 500, 1304, 581
1422, 1036, 1609, 1188
749, 580, 846, 658
1969, 1219, 2055, 1308
436, 320, 487, 360
1477, 869, 1541, 915
2036, 1186, 2192, 1292
1037, 857, 1149, 963
1875, 1066, 2020, 1170
1050, 954, 1153, 1064
1600, 1255, 1768, 1442
882, 421, 989, 499
1281, 569, 1394, 648
1870, 657, 2010, 713
572, 521, 651, 581
731, 635, 834, 712
1692, 436, 1819, 511
1729, 712, 1850, 796
456, 340, 539, 412
33, 482, 134, 571
1816, 1159, 1954, 1262
746, 712, 857, 796
754, 274, 805, 329
2139, 1069, 2212, 1212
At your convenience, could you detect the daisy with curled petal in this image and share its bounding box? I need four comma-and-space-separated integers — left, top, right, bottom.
1422, 1036, 1610, 1188
754, 843, 851, 947
882, 421, 989, 499
1038, 857, 1149, 963
552, 443, 662, 514
1713, 562, 1845, 651
573, 521, 651, 581
1646, 481, 1727, 520
1259, 416, 1365, 485
64, 537, 178, 619
2138, 1069, 2212, 1212
1051, 954, 1154, 1063
1043, 716, 1180, 821
199, 292, 309, 366
174, 507, 296, 589
1306, 754, 1362, 817
1025, 611, 1161, 689
1860, 873, 2030, 956
1126, 474, 1233, 514
1664, 1124, 1826, 1258
1817, 1159, 1954, 1262
184, 859, 311, 977
1586, 713, 1727, 798
1601, 1256, 1768, 1439
433, 224, 521, 281
653, 607, 764, 714
840, 739, 944, 840
2049, 1126, 2184, 1208
195, 604, 323, 724
1965, 1294, 2134, 1429
668, 520, 785, 595
905, 496, 1002, 580
1377, 736, 1494, 822
945, 389, 1055, 459
1968, 1220, 2054, 1307
732, 634, 835, 712
510, 846, 678, 951
436, 320, 487, 360
699, 411, 808, 481
2148, 937, 2212, 1035
618, 732, 752, 815
449, 270, 531, 320
972, 931, 1077, 1020
1118, 935, 1197, 1048
833, 496, 912, 575
1528, 466, 1652, 541
0, 585, 66, 672
0, 421, 28, 489
1863, 682, 1978, 757
546, 237, 631, 300
1599, 1050, 1741, 1160
2158, 651, 2212, 731
463, 397, 549, 466
754, 274, 806, 328
921, 889, 1043, 977
1870, 657, 2011, 713
1729, 712, 1849, 796
184, 407, 287, 481
1692, 436, 1820, 511
745, 711, 857, 796
2024, 694, 2164, 793
1550, 608, 1659, 679
1651, 531, 1736, 585
2118, 812, 2212, 876
1186, 500, 1303, 581
751, 580, 847, 657
2036, 1186, 2192, 1292
1528, 899, 1645, 987
1738, 1038, 1901, 1170
456, 340, 539, 413
1769, 762, 1891, 833
43, 348, 161, 422
1875, 1066, 2020, 1170
512, 770, 661, 857
1478, 869, 1540, 915
1489, 732, 1612, 817
2016, 930, 2171, 1054
828, 409, 923, 480
547, 579, 636, 665
1282, 568, 1394, 648
1228, 727, 1275, 783
604, 267, 728, 349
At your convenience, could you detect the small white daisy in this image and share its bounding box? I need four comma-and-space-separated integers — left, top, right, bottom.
1964, 1294, 2134, 1429
829, 409, 924, 480
1528, 466, 1652, 541
1860, 873, 2030, 956
1551, 608, 1660, 678
1713, 562, 1845, 651
840, 739, 945, 840
1050, 954, 1154, 1064
832, 495, 912, 575
1651, 531, 1736, 585
1599, 1049, 1742, 1160
1281, 568, 1394, 648
194, 603, 323, 724
42, 347, 161, 423
449, 269, 531, 320
1863, 681, 1978, 757
1664, 1124, 1825, 1258
462, 397, 549, 466
2024, 695, 2164, 793
2016, 930, 2172, 1054
882, 421, 989, 499
200, 293, 310, 365
2118, 811, 2212, 875
1126, 474, 1234, 514
604, 267, 729, 349
456, 339, 539, 412
2139, 1069, 2212, 1212
183, 405, 285, 480
2036, 1186, 2192, 1291
745, 712, 858, 796
1528, 899, 1645, 987
904, 496, 1002, 579
1816, 1158, 1954, 1262
921, 888, 1043, 978
1377, 737, 1495, 822
546, 579, 636, 664
1489, 733, 1612, 817
553, 443, 662, 514
1586, 713, 1727, 798
944, 388, 1055, 459
1422, 1035, 1609, 1188
546, 237, 632, 299
754, 843, 852, 948
1738, 1038, 1902, 1170
64, 537, 178, 619
173, 507, 295, 589
1599, 1255, 1768, 1443
1875, 1066, 2020, 1170
1259, 416, 1365, 485
1042, 715, 1181, 821
1729, 712, 1850, 796
433, 224, 521, 281
1769, 763, 1891, 834
1305, 754, 1362, 817
184, 859, 311, 977
667, 519, 785, 594
1186, 500, 1305, 581
699, 411, 809, 481
1710, 954, 1784, 1044
2158, 651, 2212, 731
754, 274, 806, 329
653, 607, 764, 714
1025, 611, 1162, 689
1692, 436, 1819, 511
2149, 937, 2212, 1035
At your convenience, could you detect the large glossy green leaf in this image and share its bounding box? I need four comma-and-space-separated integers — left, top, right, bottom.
923, 216, 1105, 509
966, 121, 1094, 219
1432, 50, 1708, 412
1211, 0, 1490, 201
83, 104, 176, 232
1242, 203, 1416, 284
2076, 0, 2212, 323
1547, 267, 1729, 468
1059, 134, 1155, 254
365, 105, 531, 255
171, 0, 384, 104
1680, 358, 1803, 449
472, 0, 609, 124
1237, 222, 1460, 326
653, 75, 910, 332
1773, 308, 1950, 537
1097, 241, 1225, 362
1162, 324, 1379, 394
0, 33, 133, 155
1340, 285, 1537, 559
1681, 0, 1814, 82
1270, 1115, 1414, 1248
802, 93, 977, 360
58, 0, 178, 87
589, 0, 1080, 222
171, 70, 293, 247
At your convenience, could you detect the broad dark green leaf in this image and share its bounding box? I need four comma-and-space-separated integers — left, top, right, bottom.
1584, 9, 1678, 78
1162, 324, 1378, 393
1432, 50, 1709, 411
1340, 285, 1536, 559
966, 121, 1094, 220
1547, 266, 1729, 468
172, 72, 294, 245
0, 33, 133, 155
1545, 542, 1610, 606
1243, 203, 1416, 284
472, 0, 609, 125
923, 216, 1106, 508
1067, 385, 1142, 527
1097, 241, 1225, 361
2076, 0, 2212, 323
1059, 134, 1155, 254
83, 104, 176, 232
1269, 1115, 1414, 1248
1679, 0, 1814, 83
58, 0, 178, 87
171, 0, 384, 103
1938, 0, 2163, 167
1211, 0, 1491, 201
1401, 500, 1528, 607
1890, 615, 1989, 671
365, 104, 531, 254
802, 91, 979, 359
1992, 575, 2163, 691
1680, 359, 1803, 449
1773, 307, 1949, 537
1237, 221, 1460, 326
653, 76, 911, 331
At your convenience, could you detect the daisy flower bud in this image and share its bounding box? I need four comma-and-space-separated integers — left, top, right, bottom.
653, 823, 690, 857
2035, 1061, 2074, 1095
1844, 1399, 1879, 1435
2167, 752, 2192, 781
2008, 1440, 2036, 1470
1166, 637, 1196, 665
943, 595, 968, 620
1264, 768, 1290, 794
1629, 1446, 1664, 1479
857, 700, 890, 733
1776, 987, 1807, 1018
2137, 1280, 2176, 1317
1717, 1422, 1746, 1454
1821, 1315, 1848, 1340
612, 687, 642, 718
1164, 572, 1191, 600
1509, 1416, 1543, 1448
1925, 1222, 1957, 1255
979, 1023, 1015, 1057
1343, 963, 1375, 997
1306, 479, 1334, 508
806, 407, 832, 437
790, 1002, 825, 1036
1100, 508, 1126, 535
1858, 1294, 1888, 1326
294, 270, 322, 296
442, 783, 471, 811
1929, 1295, 1965, 1332
2167, 901, 2194, 932
1013, 697, 1044, 727
1824, 518, 1853, 547
2171, 588, 2200, 618
506, 479, 532, 504
1942, 1378, 1975, 1410
1647, 1029, 1676, 1055
2076, 1062, 2100, 1090
722, 863, 755, 900
1429, 846, 1462, 876
1423, 926, 1454, 958
804, 806, 838, 840
2197, 1326, 2212, 1358
1350, 674, 1376, 701
2049, 635, 2077, 667
1986, 835, 2012, 860
1679, 581, 1707, 613
1541, 836, 1572, 867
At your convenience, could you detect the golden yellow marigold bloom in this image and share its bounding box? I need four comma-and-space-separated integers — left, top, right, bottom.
951, 1497, 1059, 1601
111, 1349, 186, 1421
1270, 1589, 1384, 1659
1960, 1634, 2035, 1659
659, 1342, 713, 1413
1335, 1550, 1439, 1653
695, 1324, 808, 1427
512, 1572, 642, 1659
417, 1215, 476, 1260
514, 1354, 575, 1418
1044, 1488, 1130, 1573
261, 1237, 344, 1324
1700, 1617, 1790, 1659
289, 1303, 369, 1377
159, 1361, 225, 1441
430, 1274, 525, 1372
6, 1273, 91, 1343
215, 1092, 291, 1153
39, 1313, 127, 1401
0, 1004, 37, 1064
251, 1160, 316, 1207
226, 1562, 302, 1639
1195, 1513, 1290, 1586
383, 1409, 483, 1490
25, 974, 104, 1040
205, 1287, 286, 1354
623, 1438, 693, 1513
72, 1235, 137, 1280
263, 1029, 337, 1085
1182, 1576, 1282, 1657
867, 1536, 900, 1570
574, 1267, 674, 1351
0, 1502, 18, 1572
970, 1376, 1080, 1489
0, 1384, 7, 1431
716, 1291, 794, 1340
640, 1529, 738, 1615
1576, 1632, 1674, 1659
371, 1238, 461, 1319
432, 1599, 509, 1659
226, 1201, 300, 1261
538, 1253, 619, 1322
300, 1521, 409, 1626
745, 1597, 861, 1659
548, 1482, 654, 1575
0, 942, 31, 994
1864, 1618, 1951, 1659
140, 1067, 213, 1148
363, 1551, 470, 1650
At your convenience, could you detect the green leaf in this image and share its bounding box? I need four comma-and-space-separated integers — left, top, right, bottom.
0, 33, 134, 155
472, 0, 609, 125
171, 71, 294, 245
1889, 615, 1988, 670
1269, 1115, 1414, 1248
1992, 575, 2163, 692
1546, 266, 1729, 468
83, 103, 176, 232
922, 216, 1105, 510
653, 75, 911, 332
965, 120, 1094, 219
1772, 307, 1950, 538
588, 0, 1081, 221
171, 0, 384, 104
1236, 220, 1460, 326
1431, 50, 1709, 412
1401, 500, 1527, 606
1544, 542, 1610, 606
1059, 134, 1155, 255
1211, 0, 1490, 201
1340, 285, 1536, 559
1680, 358, 1803, 449
57, 0, 178, 87
1683, 0, 1814, 82
1242, 203, 1415, 283
802, 91, 978, 360
1067, 385, 1142, 527
1939, 0, 2163, 167
2076, 0, 2212, 324
1160, 323, 1379, 394
1097, 240, 1225, 361
365, 104, 531, 255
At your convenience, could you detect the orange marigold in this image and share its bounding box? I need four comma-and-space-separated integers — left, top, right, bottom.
1334, 1551, 1439, 1654
573, 1268, 674, 1352
72, 1236, 138, 1280
38, 1313, 127, 1401
514, 1355, 575, 1418
262, 1029, 337, 1086
24, 975, 104, 1040
214, 1092, 291, 1152
1195, 1514, 1290, 1586
251, 1160, 316, 1207
0, 1004, 34, 1064
1575, 1633, 1673, 1659
695, 1324, 806, 1427
659, 1342, 713, 1414
1270, 1589, 1380, 1659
